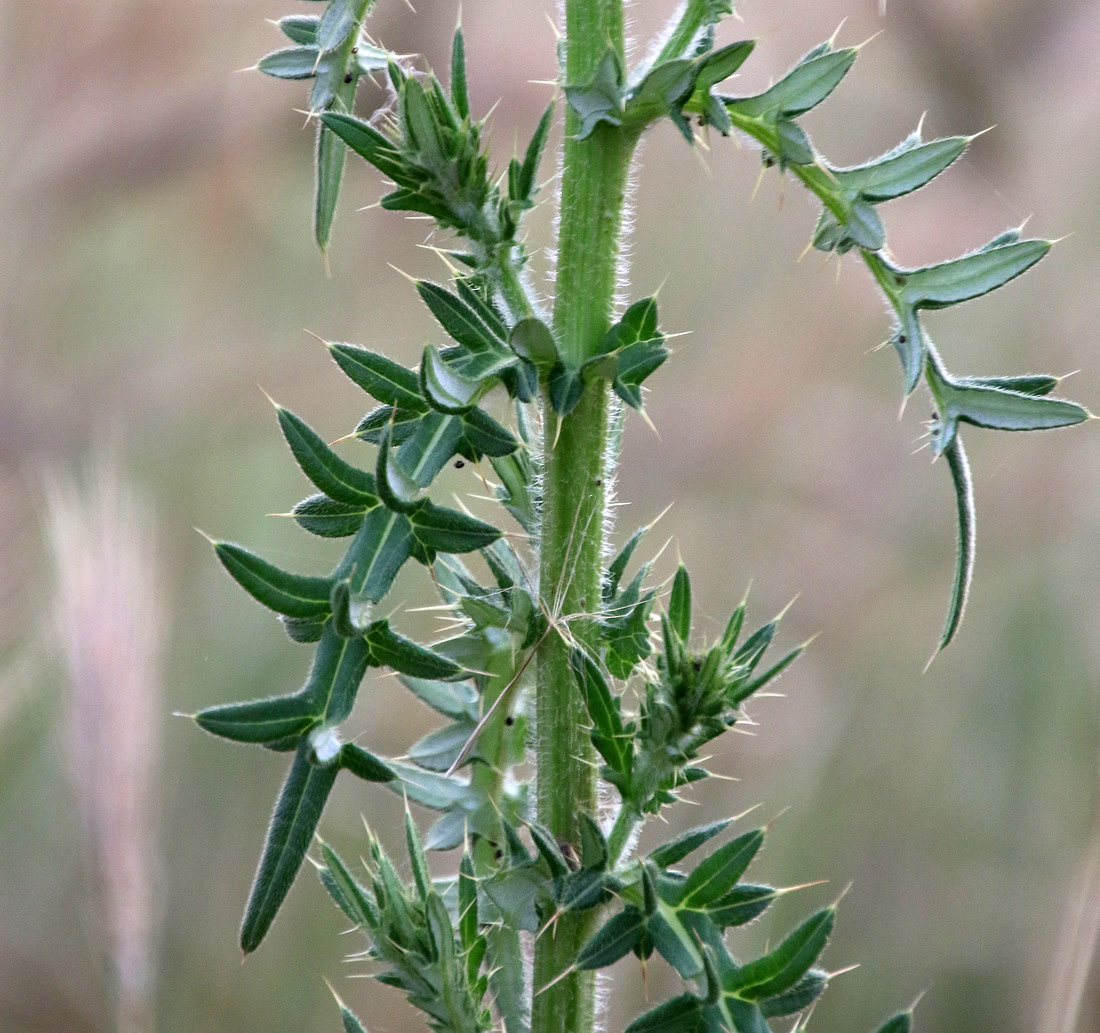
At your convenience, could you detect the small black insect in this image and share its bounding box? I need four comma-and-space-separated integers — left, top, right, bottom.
343, 73, 354, 84
454, 460, 466, 469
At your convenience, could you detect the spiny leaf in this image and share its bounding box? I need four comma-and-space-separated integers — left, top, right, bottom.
240, 742, 340, 953
939, 435, 974, 653
570, 649, 631, 776
679, 828, 765, 908
577, 907, 645, 970
338, 743, 395, 782
648, 817, 734, 868
410, 501, 501, 554
668, 565, 692, 642
278, 406, 378, 504
337, 505, 415, 607
276, 15, 320, 47
873, 1010, 914, 1033
566, 48, 625, 139
195, 694, 317, 745
364, 620, 465, 680
257, 46, 325, 80
214, 541, 331, 618
305, 621, 371, 725
293, 493, 371, 538
903, 237, 1051, 310
729, 906, 835, 1000
727, 46, 857, 119
624, 994, 705, 1033
418, 280, 506, 353
758, 969, 827, 1017
316, 0, 360, 54
450, 28, 469, 120
320, 111, 409, 183
833, 134, 969, 202
329, 343, 425, 408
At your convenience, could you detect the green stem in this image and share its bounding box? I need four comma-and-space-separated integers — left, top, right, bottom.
652, 0, 720, 68
532, 3, 633, 1032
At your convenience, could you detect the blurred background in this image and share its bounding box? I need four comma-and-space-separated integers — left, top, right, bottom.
3, 0, 1100, 1030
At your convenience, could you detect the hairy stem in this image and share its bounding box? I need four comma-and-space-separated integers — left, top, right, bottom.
532, 3, 633, 1032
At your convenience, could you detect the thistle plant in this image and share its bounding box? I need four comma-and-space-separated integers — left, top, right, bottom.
194, 2, 1090, 1032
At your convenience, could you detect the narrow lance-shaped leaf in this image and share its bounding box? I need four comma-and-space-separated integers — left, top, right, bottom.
257, 46, 326, 80
874, 1010, 914, 1033
240, 742, 340, 953
329, 342, 426, 408
276, 15, 320, 47
417, 280, 506, 353
336, 505, 415, 607
364, 619, 465, 680
306, 621, 371, 725
576, 908, 645, 970
293, 493, 371, 538
410, 501, 500, 554
729, 906, 835, 1000
834, 133, 970, 202
570, 648, 631, 776
903, 237, 1051, 309
450, 27, 469, 120
316, 0, 361, 54
195, 693, 318, 745
758, 969, 828, 1017
318, 840, 380, 928
320, 111, 410, 183
668, 565, 692, 642
624, 994, 705, 1033
648, 817, 735, 868
679, 828, 765, 908
214, 541, 331, 618
939, 435, 974, 653
278, 406, 378, 504
338, 742, 395, 783
726, 46, 857, 119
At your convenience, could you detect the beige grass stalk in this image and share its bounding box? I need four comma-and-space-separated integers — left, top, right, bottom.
46, 457, 165, 1033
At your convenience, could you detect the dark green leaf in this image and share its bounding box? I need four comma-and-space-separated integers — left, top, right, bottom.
680, 828, 765, 908
834, 134, 969, 202
450, 28, 469, 120
338, 742, 395, 782
577, 908, 645, 969
461, 408, 519, 459
549, 362, 584, 415
668, 565, 692, 642
195, 694, 317, 745
293, 493, 370, 538
758, 969, 827, 1017
730, 906, 835, 999
570, 649, 630, 776
364, 620, 465, 680
214, 541, 331, 618
517, 103, 554, 203
727, 46, 856, 119
624, 994, 705, 1033
321, 112, 409, 183
939, 435, 974, 652
418, 280, 505, 353
329, 343, 425, 408
240, 743, 340, 953
903, 237, 1051, 310
337, 505, 414, 606
510, 317, 558, 368
305, 621, 371, 724
873, 1011, 914, 1033
420, 346, 482, 413
410, 501, 500, 554
278, 406, 378, 504
318, 840, 379, 928
398, 411, 465, 485
281, 613, 327, 643
648, 817, 734, 868
708, 883, 777, 927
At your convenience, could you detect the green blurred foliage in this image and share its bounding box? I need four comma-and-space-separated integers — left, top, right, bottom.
2, 0, 1099, 1031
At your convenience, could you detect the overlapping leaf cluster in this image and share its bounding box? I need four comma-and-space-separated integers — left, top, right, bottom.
198, 3, 1086, 1032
